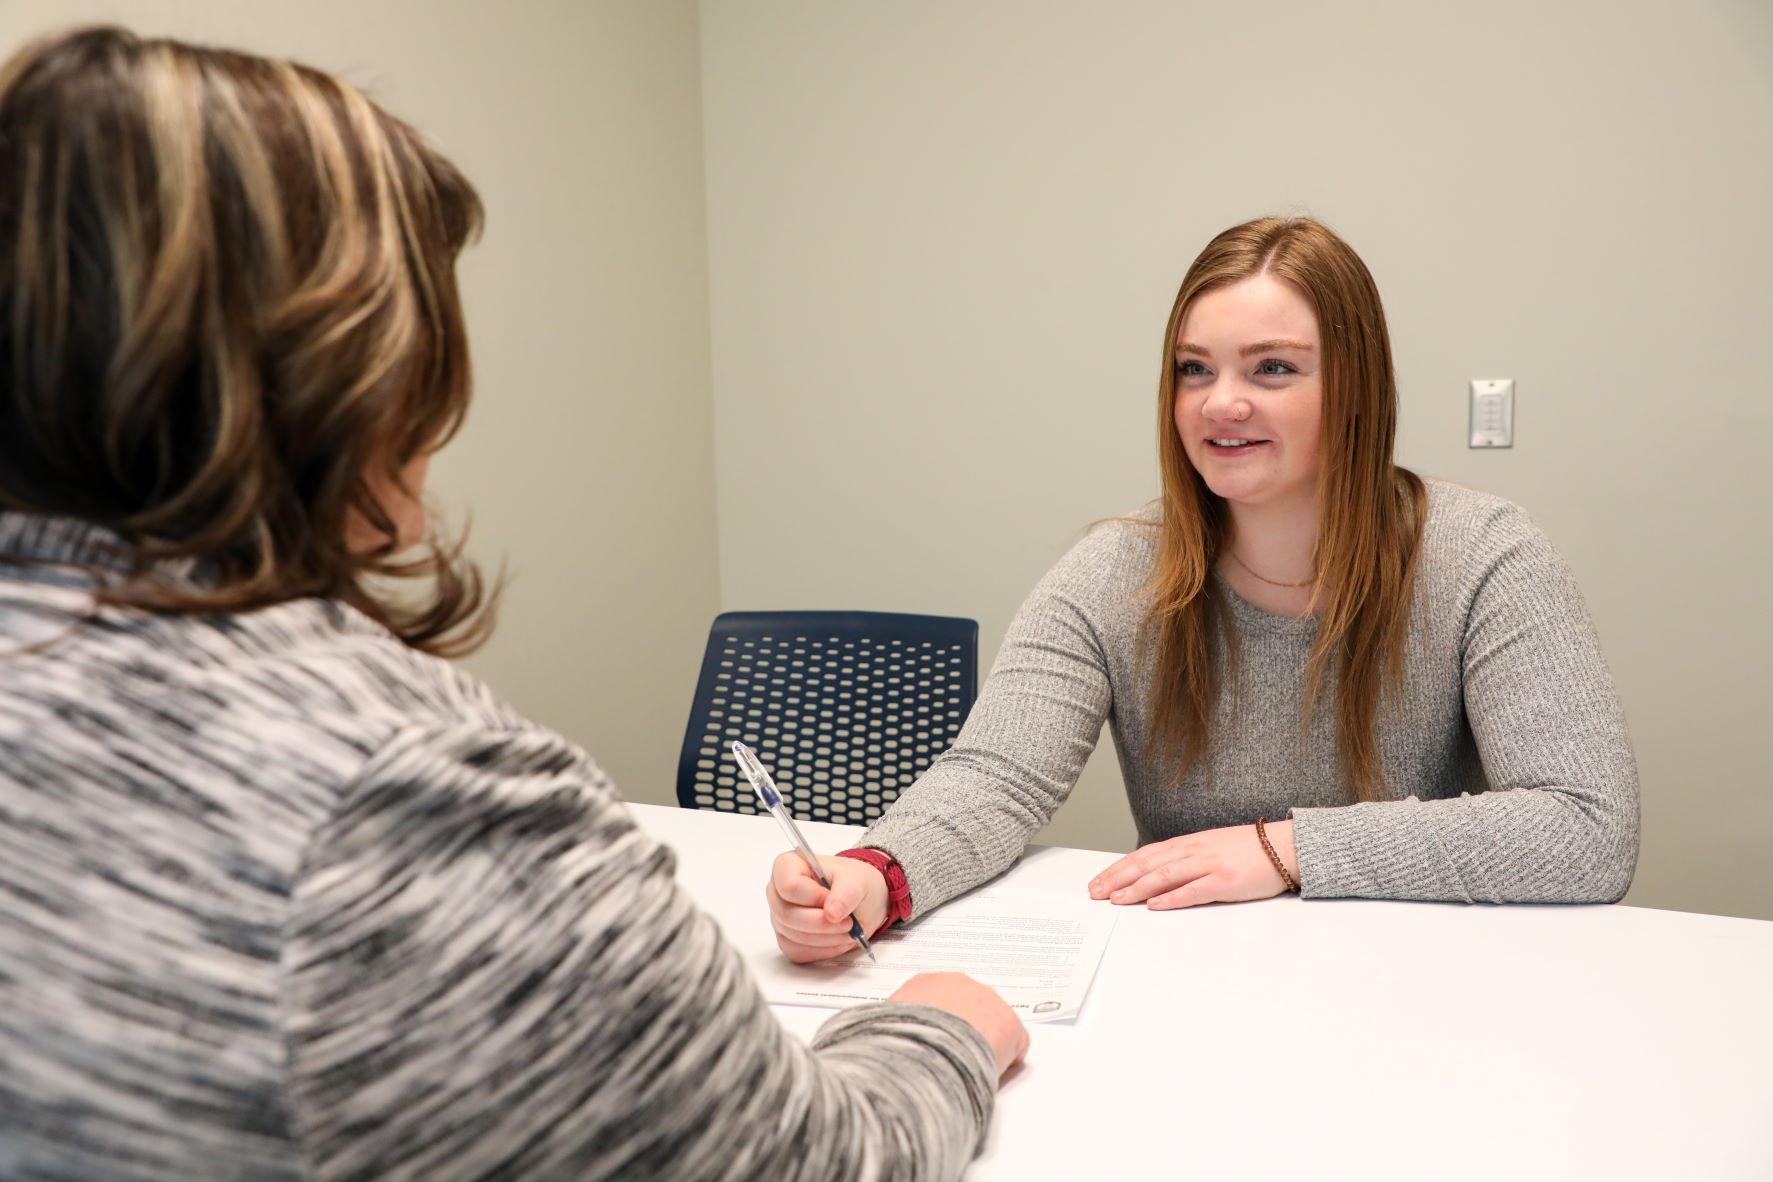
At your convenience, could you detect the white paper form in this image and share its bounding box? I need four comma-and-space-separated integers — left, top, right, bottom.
754, 891, 1117, 1022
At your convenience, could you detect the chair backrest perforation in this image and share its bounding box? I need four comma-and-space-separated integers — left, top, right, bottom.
675, 611, 979, 824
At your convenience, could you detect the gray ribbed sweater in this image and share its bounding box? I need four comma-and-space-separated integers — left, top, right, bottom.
861, 479, 1640, 914
0, 514, 995, 1181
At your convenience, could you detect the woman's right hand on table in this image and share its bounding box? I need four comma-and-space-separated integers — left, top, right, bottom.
766, 852, 889, 963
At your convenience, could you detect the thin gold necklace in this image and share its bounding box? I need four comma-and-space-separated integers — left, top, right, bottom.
1226, 548, 1315, 589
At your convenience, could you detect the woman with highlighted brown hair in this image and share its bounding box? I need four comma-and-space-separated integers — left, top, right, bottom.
767, 217, 1640, 961
0, 26, 1026, 1181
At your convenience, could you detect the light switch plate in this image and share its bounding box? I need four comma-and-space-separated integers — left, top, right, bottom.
1469, 379, 1514, 448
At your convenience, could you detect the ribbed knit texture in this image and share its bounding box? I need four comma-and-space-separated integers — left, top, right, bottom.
0, 514, 996, 1182
861, 479, 1639, 912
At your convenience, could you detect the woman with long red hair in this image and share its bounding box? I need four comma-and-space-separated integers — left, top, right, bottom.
769, 217, 1639, 959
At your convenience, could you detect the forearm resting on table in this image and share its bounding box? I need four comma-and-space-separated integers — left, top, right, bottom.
1291, 787, 1636, 903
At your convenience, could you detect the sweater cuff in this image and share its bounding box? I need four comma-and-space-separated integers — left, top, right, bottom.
1290, 804, 1367, 898
854, 813, 990, 920
1291, 796, 1477, 902
811, 1002, 997, 1146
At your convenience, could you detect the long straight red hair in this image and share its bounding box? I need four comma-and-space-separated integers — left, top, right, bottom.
1142, 217, 1425, 802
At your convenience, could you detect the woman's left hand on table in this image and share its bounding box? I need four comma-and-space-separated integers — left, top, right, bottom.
1087, 820, 1298, 909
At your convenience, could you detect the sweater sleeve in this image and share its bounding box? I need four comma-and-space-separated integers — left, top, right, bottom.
1290, 503, 1641, 904
282, 723, 997, 1182
858, 526, 1124, 917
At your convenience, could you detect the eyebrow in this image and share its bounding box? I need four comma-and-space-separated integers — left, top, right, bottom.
1176, 339, 1316, 358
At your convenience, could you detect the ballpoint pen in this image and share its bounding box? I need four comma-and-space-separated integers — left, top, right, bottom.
731, 740, 878, 965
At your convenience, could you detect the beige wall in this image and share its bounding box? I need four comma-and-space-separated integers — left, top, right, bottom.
0, 0, 720, 807
6, 2, 1767, 920
699, 1, 1773, 919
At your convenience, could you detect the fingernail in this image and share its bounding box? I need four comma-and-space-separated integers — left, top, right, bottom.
1111, 889, 1126, 902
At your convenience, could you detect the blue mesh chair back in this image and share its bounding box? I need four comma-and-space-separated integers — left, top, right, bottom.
677, 611, 979, 825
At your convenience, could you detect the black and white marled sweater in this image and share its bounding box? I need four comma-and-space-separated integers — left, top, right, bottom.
0, 514, 996, 1181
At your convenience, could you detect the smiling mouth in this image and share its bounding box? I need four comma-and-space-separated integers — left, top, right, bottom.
1206, 438, 1269, 449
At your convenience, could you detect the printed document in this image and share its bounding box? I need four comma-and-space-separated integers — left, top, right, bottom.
754, 891, 1117, 1022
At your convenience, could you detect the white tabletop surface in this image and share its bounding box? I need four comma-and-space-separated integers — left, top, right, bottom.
629, 801, 1773, 1181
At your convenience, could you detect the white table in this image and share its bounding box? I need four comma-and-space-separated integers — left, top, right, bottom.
629, 803, 1773, 1180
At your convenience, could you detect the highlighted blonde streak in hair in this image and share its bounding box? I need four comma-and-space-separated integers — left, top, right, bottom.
0, 26, 494, 654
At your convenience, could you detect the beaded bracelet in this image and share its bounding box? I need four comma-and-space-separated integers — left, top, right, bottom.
1255, 817, 1300, 894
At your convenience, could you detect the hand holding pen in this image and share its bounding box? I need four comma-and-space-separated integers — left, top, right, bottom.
735, 741, 881, 964
743, 740, 1031, 1078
